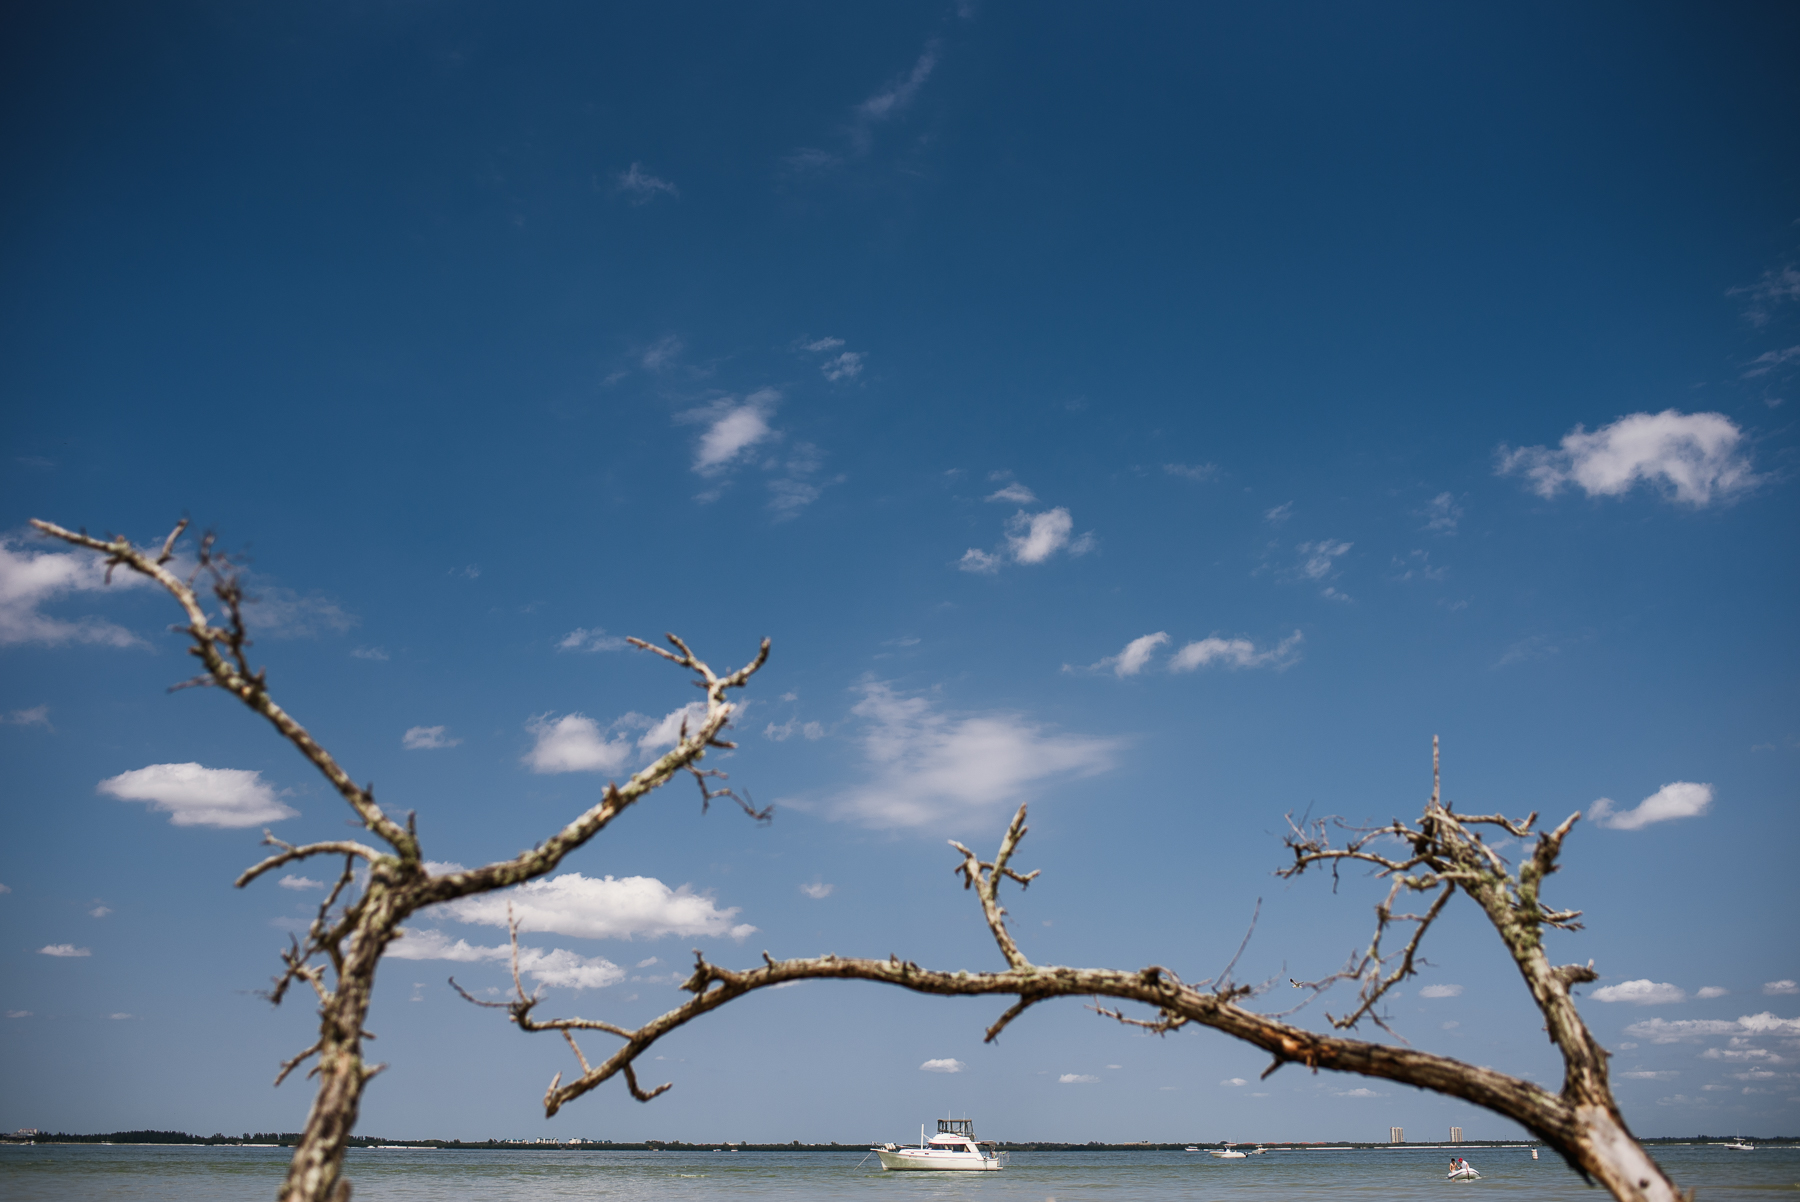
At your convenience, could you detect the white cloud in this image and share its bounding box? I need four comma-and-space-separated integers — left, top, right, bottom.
89, 905, 111, 918
1741, 345, 1800, 378
2, 704, 52, 729
1624, 1012, 1800, 1044
1730, 265, 1800, 326
6, 1010, 31, 1018
958, 548, 1001, 574
802, 337, 844, 353
641, 334, 683, 371
431, 872, 756, 942
237, 585, 357, 640
1424, 492, 1462, 533
766, 442, 838, 521
820, 351, 863, 382
1588, 782, 1712, 830
387, 928, 625, 991
0, 537, 147, 648
856, 45, 937, 122
1296, 540, 1352, 580
402, 725, 461, 750
0, 882, 10, 893
800, 882, 834, 899
1697, 987, 1730, 999
558, 627, 627, 653
522, 713, 633, 775
1221, 1077, 1247, 1087
685, 390, 779, 476
1092, 632, 1170, 678
636, 956, 659, 968
1419, 984, 1464, 999
920, 1058, 964, 1073
1622, 1070, 1680, 1080
1766, 980, 1799, 996
632, 702, 709, 755
279, 875, 324, 891
1264, 502, 1293, 525
1592, 980, 1687, 1006
1338, 1087, 1381, 1098
985, 483, 1037, 504
109, 1012, 131, 1020
1163, 463, 1216, 482
39, 944, 90, 957
1169, 631, 1303, 673
1059, 1073, 1098, 1084
98, 763, 298, 828
350, 646, 389, 661
616, 162, 679, 204
764, 718, 825, 742
1496, 411, 1759, 506
819, 682, 1120, 829
1006, 508, 1074, 564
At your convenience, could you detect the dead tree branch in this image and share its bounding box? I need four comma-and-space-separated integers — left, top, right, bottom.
31, 516, 769, 1202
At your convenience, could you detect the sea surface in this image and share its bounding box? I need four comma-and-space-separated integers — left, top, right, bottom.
1, 1143, 1794, 1201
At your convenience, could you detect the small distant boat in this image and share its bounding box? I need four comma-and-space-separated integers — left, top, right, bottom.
1448, 1160, 1481, 1180
873, 1119, 1007, 1171
1211, 1142, 1248, 1159
1184, 1146, 1201, 1153
1720, 1138, 1755, 1152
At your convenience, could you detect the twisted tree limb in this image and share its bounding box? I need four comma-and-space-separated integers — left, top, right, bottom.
31, 518, 768, 1202
484, 744, 1685, 1202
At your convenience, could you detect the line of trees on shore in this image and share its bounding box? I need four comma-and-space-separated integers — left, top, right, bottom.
5, 1132, 1791, 1149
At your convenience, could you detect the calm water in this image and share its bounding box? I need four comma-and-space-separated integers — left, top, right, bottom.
1, 1144, 1795, 1201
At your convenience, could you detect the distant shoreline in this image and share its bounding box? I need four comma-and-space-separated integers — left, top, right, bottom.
5, 1133, 1795, 1151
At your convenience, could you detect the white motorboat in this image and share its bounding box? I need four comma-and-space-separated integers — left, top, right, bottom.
1211, 1143, 1248, 1159
1183, 1146, 1202, 1153
1719, 1138, 1755, 1152
874, 1119, 1007, 1171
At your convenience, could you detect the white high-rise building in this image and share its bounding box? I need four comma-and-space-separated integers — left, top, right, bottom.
1450, 1127, 1463, 1143
1390, 1127, 1405, 1144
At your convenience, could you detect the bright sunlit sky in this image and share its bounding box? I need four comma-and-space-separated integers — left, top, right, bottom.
2, 1, 1798, 1145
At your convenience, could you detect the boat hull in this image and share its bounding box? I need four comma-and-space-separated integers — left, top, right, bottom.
875, 1149, 1003, 1171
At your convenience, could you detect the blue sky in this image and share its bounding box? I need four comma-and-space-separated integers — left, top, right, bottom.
2, 1, 1797, 1145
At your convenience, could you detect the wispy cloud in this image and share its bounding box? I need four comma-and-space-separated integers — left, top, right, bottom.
1169, 631, 1303, 673
764, 718, 824, 742
350, 646, 389, 661
800, 881, 834, 899
427, 870, 755, 941
789, 39, 942, 169
1296, 540, 1352, 581
1696, 986, 1729, 999
1497, 411, 1759, 507
1729, 265, 1800, 327
39, 944, 90, 957
856, 44, 938, 124
767, 442, 840, 521
1593, 980, 1687, 1005
0, 537, 148, 648
1765, 980, 1799, 996
1423, 492, 1463, 533
2, 704, 52, 729
1419, 983, 1464, 999
402, 725, 461, 750
814, 682, 1120, 829
558, 627, 628, 653
641, 334, 683, 372
1163, 463, 1217, 482
98, 763, 298, 828
1740, 345, 1800, 378
279, 875, 324, 891
921, 1058, 964, 1073
1059, 1073, 1099, 1084
1264, 502, 1293, 525
1588, 782, 1712, 830
616, 163, 679, 204
985, 482, 1037, 504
